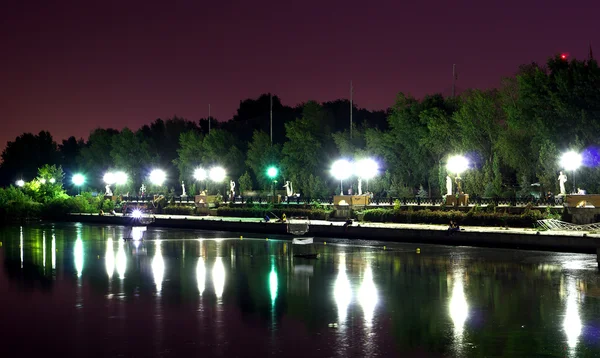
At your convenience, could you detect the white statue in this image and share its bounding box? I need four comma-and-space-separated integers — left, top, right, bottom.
558, 171, 567, 195
230, 180, 236, 197
358, 178, 363, 195
105, 184, 113, 196
140, 184, 146, 196
181, 181, 187, 197
284, 181, 293, 197
446, 175, 453, 196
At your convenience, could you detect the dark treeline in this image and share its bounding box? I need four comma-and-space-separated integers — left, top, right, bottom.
2, 54, 599, 199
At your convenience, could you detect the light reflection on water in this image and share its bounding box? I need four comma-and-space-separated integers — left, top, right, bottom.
333, 254, 352, 324
563, 276, 582, 355
152, 240, 165, 293
2, 224, 600, 357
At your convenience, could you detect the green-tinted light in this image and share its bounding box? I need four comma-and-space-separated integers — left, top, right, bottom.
267, 166, 278, 179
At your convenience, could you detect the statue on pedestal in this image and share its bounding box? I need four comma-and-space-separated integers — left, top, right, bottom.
358, 178, 363, 195
284, 181, 293, 197
105, 184, 113, 196
558, 171, 567, 195
446, 175, 453, 196
230, 180, 236, 200
181, 181, 187, 197
140, 184, 146, 197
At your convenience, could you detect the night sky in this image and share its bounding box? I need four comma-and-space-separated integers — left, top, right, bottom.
1, 0, 598, 150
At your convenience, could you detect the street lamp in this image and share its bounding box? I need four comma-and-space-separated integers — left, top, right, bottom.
103, 172, 116, 185
16, 180, 25, 187
355, 158, 378, 193
72, 174, 85, 194
114, 171, 128, 186
40, 178, 47, 184
49, 178, 56, 184
331, 159, 354, 195
209, 166, 226, 183
446, 155, 469, 193
267, 166, 279, 198
194, 167, 208, 194
561, 151, 582, 193
149, 169, 167, 186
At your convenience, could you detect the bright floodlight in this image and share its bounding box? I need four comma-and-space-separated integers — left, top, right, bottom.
446, 155, 469, 175
39, 178, 47, 184
103, 172, 116, 185
16, 180, 25, 187
149, 169, 166, 186
194, 167, 207, 181
267, 166, 278, 179
355, 158, 378, 179
131, 209, 143, 219
331, 159, 354, 181
209, 166, 226, 182
72, 174, 85, 186
114, 171, 128, 185
561, 151, 582, 172
49, 178, 56, 184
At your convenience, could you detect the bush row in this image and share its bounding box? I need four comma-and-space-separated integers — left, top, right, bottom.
216, 206, 333, 220
360, 208, 545, 228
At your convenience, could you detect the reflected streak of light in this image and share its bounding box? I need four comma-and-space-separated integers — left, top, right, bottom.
116, 239, 126, 279
563, 277, 582, 350
333, 255, 352, 323
449, 272, 469, 339
51, 234, 56, 269
358, 263, 378, 326
20, 227, 23, 268
152, 241, 165, 293
74, 237, 84, 277
131, 226, 146, 241
197, 257, 206, 295
43, 231, 46, 268
213, 257, 225, 299
106, 238, 115, 278
269, 261, 278, 305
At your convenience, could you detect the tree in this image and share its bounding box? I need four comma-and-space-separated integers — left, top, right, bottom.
78, 128, 119, 189
282, 101, 332, 195
0, 131, 59, 186
238, 172, 253, 195
174, 131, 204, 182
246, 130, 281, 190
110, 128, 154, 192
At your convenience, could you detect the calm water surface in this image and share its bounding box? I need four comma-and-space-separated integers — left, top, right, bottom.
1, 223, 600, 357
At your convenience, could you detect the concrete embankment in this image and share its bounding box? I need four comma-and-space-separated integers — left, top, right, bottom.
65, 213, 600, 256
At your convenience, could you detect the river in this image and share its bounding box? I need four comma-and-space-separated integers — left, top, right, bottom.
0, 222, 599, 357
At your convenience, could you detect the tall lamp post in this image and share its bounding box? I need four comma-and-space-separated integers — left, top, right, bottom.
355, 158, 378, 193
209, 166, 226, 196
331, 159, 354, 196
194, 167, 208, 194
446, 155, 469, 193
72, 174, 85, 195
561, 151, 582, 194
267, 166, 278, 198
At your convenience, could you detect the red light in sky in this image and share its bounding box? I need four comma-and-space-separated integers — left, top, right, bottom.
560, 53, 568, 60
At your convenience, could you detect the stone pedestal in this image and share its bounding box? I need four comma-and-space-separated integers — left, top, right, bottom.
445, 194, 469, 206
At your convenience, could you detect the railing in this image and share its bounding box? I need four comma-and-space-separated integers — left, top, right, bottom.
119, 195, 564, 207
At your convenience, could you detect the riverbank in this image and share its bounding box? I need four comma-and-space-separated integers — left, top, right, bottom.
65, 213, 600, 255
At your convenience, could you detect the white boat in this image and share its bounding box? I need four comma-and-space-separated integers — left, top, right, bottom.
292, 237, 314, 245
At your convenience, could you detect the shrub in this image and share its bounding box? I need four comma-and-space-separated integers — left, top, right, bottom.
216, 206, 332, 220
163, 205, 195, 215
361, 208, 543, 228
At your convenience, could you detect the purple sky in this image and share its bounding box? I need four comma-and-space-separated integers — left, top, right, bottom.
1, 0, 598, 150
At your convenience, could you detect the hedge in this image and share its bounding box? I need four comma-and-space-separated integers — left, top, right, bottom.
163, 205, 195, 215
360, 208, 545, 228
216, 206, 332, 220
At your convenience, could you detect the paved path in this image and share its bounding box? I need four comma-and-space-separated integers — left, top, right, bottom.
74, 212, 600, 239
